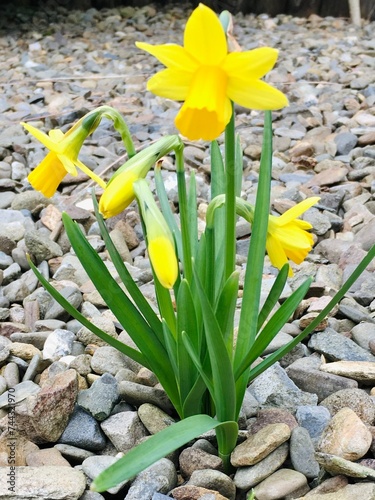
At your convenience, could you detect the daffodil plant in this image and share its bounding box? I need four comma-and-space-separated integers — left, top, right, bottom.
25, 3, 375, 493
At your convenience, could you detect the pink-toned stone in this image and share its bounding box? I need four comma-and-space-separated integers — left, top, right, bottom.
172, 485, 228, 500
26, 447, 71, 467
318, 407, 372, 460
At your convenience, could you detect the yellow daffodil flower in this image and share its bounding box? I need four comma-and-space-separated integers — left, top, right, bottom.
136, 3, 288, 141
22, 119, 106, 197
133, 179, 178, 289
99, 135, 182, 219
266, 197, 320, 276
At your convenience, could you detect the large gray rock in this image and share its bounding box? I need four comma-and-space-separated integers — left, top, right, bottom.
124, 458, 177, 500
248, 363, 318, 413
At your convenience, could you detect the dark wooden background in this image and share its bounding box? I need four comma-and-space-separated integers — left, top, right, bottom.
6, 0, 375, 20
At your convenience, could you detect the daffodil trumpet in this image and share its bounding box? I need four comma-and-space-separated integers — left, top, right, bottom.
22, 106, 135, 198
99, 135, 183, 219
133, 178, 178, 289
136, 3, 288, 141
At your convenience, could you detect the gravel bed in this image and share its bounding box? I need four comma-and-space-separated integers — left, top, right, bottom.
0, 3, 375, 500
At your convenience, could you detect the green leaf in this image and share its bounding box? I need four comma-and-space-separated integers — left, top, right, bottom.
249, 243, 375, 382
93, 192, 163, 339
177, 281, 200, 401
27, 257, 148, 368
62, 213, 180, 408
192, 268, 236, 422
257, 264, 289, 332
215, 271, 239, 354
210, 140, 225, 198
91, 415, 231, 492
234, 110, 273, 416
235, 276, 312, 380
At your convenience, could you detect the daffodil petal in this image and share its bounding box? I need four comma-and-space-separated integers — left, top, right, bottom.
146, 69, 193, 101
21, 122, 60, 152
223, 47, 279, 80
28, 152, 66, 198
266, 234, 289, 271
135, 42, 198, 72
284, 245, 312, 265
184, 3, 227, 65
227, 78, 289, 110
49, 129, 65, 142
174, 65, 231, 140
57, 154, 77, 176
278, 197, 320, 225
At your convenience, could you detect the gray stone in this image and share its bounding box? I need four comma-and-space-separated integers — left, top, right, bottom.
295, 405, 331, 446
77, 373, 119, 421
138, 403, 176, 434
82, 455, 129, 494
188, 469, 236, 500
44, 287, 83, 320
286, 353, 358, 402
233, 442, 289, 490
59, 405, 107, 451
290, 426, 320, 478
91, 346, 130, 376
253, 468, 309, 500
118, 381, 174, 414
124, 458, 177, 500
0, 466, 86, 499
42, 329, 76, 361
308, 328, 375, 362
24, 229, 63, 263
0, 380, 40, 409
334, 132, 358, 155
54, 443, 95, 463
248, 363, 318, 413
351, 323, 375, 350
100, 410, 148, 452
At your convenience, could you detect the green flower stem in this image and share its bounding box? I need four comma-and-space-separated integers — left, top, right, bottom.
98, 106, 136, 158
225, 103, 236, 280
176, 144, 193, 282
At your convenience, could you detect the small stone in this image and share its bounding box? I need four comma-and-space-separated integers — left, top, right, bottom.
320, 360, 375, 383
171, 485, 228, 500
308, 328, 375, 362
231, 423, 291, 467
26, 447, 71, 467
9, 342, 41, 361
59, 405, 107, 451
42, 329, 76, 361
234, 442, 289, 490
253, 468, 309, 500
248, 408, 298, 434
187, 469, 236, 500
318, 407, 372, 460
315, 452, 375, 480
124, 458, 177, 500
319, 388, 375, 425
118, 381, 174, 414
295, 405, 331, 445
77, 373, 119, 421
82, 454, 129, 494
0, 466, 86, 499
179, 447, 223, 478
100, 410, 148, 453
290, 426, 320, 478
54, 443, 95, 462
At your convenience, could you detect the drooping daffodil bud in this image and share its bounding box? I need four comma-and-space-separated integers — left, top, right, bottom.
99, 135, 183, 219
133, 178, 178, 289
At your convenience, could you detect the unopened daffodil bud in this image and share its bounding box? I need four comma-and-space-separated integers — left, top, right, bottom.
99, 135, 183, 219
134, 179, 178, 289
